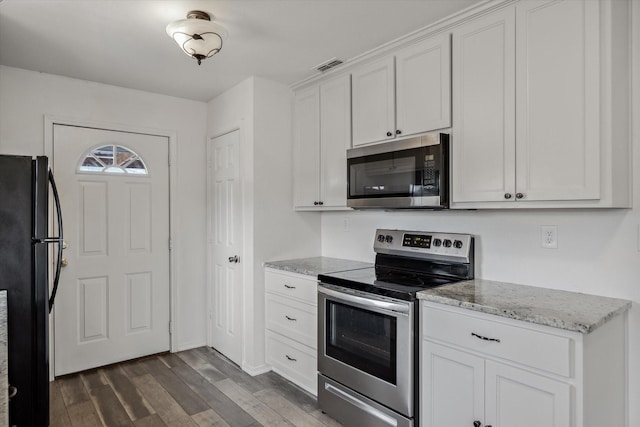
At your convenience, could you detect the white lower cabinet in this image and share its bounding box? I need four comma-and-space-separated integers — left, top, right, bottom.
264, 268, 317, 395
420, 302, 627, 427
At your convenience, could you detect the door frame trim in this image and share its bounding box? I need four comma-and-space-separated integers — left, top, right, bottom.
44, 115, 178, 377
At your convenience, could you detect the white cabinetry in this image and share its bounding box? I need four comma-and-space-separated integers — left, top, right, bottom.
293, 75, 351, 210
264, 268, 318, 395
451, 0, 630, 208
352, 33, 451, 147
420, 302, 627, 427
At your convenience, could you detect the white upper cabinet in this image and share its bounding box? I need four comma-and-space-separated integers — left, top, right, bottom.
352, 33, 451, 147
292, 86, 321, 208
451, 0, 630, 208
293, 74, 351, 210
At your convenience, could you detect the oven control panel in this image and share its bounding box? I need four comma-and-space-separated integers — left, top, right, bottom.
374, 229, 472, 262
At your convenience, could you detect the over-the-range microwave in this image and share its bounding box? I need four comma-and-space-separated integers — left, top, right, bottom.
346, 133, 449, 209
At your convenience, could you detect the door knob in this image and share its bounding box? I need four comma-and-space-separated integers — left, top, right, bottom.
228, 255, 240, 263
62, 240, 69, 250
61, 258, 69, 267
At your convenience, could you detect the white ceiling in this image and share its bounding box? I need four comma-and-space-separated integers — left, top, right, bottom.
0, 0, 482, 102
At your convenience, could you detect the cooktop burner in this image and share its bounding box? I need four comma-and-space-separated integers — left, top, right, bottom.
318, 229, 474, 301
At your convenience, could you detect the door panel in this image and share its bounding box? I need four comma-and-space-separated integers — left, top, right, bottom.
53, 124, 170, 375
207, 129, 243, 366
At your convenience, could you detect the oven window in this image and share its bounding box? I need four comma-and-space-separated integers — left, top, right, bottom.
348, 148, 423, 199
326, 300, 397, 384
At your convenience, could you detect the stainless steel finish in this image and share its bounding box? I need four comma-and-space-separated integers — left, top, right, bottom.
347, 195, 442, 209
318, 284, 411, 314
347, 133, 441, 159
318, 375, 413, 427
373, 229, 473, 263
318, 286, 414, 416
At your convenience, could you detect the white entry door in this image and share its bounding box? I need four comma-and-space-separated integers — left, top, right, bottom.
207, 129, 243, 365
53, 124, 170, 375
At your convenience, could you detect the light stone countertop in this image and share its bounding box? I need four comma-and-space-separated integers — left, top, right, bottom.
264, 256, 372, 277
417, 279, 631, 334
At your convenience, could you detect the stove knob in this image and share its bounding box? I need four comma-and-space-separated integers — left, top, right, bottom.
385, 235, 393, 243
443, 239, 452, 248
377, 234, 385, 242
453, 240, 463, 249
433, 238, 442, 247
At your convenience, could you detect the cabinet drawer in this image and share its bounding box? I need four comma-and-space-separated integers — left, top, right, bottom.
266, 331, 317, 395
422, 304, 573, 377
265, 270, 317, 305
266, 294, 317, 349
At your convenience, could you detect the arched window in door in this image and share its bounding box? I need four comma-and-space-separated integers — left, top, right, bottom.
78, 145, 148, 175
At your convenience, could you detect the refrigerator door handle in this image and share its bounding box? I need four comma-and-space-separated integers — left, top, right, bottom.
47, 169, 64, 312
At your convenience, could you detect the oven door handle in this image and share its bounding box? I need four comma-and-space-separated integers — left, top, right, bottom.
318, 285, 410, 314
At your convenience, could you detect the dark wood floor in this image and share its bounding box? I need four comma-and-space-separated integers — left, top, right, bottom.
50, 347, 342, 427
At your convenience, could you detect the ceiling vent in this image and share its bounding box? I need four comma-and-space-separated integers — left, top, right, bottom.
315, 58, 344, 72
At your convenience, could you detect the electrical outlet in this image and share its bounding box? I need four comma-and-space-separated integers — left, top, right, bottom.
541, 226, 558, 249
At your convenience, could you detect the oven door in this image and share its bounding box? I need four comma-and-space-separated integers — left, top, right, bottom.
317, 283, 414, 417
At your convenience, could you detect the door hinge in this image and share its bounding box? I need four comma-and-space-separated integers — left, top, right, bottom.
169, 321, 174, 334
169, 238, 173, 250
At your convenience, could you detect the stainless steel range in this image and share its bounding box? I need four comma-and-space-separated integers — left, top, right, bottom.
317, 229, 474, 427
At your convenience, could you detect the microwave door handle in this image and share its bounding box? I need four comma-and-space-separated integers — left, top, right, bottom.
318, 285, 410, 314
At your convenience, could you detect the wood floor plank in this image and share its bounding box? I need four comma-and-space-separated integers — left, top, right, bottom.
79, 369, 107, 392
101, 365, 155, 421
58, 375, 91, 406
176, 350, 228, 383
140, 357, 210, 416
215, 378, 293, 427
50, 381, 73, 427
195, 347, 265, 393
88, 384, 134, 426
66, 400, 103, 427
134, 414, 168, 427
255, 371, 318, 412
253, 388, 327, 427
131, 373, 198, 426
309, 409, 343, 427
191, 409, 231, 427
120, 358, 150, 378
169, 363, 259, 427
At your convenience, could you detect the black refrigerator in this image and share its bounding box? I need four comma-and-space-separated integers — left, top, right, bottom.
0, 155, 63, 426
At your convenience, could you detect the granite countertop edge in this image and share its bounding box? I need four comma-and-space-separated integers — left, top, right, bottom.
418, 280, 632, 334
264, 256, 372, 277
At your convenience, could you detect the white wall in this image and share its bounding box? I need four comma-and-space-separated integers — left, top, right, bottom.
322, 3, 640, 423
0, 65, 209, 351
207, 76, 320, 373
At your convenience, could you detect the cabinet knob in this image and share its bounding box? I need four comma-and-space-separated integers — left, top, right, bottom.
318, 201, 324, 206
515, 192, 524, 199
504, 193, 512, 199
395, 129, 402, 135
313, 201, 318, 206
473, 422, 481, 427
386, 131, 393, 137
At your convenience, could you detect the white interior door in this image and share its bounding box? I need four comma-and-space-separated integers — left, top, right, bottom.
53, 124, 170, 375
207, 130, 243, 365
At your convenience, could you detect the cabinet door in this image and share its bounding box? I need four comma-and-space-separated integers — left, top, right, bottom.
515, 0, 600, 201
485, 360, 571, 427
396, 33, 451, 137
421, 341, 484, 427
293, 86, 321, 208
320, 75, 351, 207
351, 56, 395, 146
451, 8, 516, 203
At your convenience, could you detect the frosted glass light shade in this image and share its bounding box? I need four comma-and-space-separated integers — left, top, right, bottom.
166, 11, 228, 65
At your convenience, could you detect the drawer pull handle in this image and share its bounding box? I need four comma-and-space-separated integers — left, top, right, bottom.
471, 332, 501, 343
284, 284, 296, 289
285, 315, 297, 321
285, 355, 297, 362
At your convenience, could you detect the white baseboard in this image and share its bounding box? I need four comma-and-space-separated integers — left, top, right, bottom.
242, 362, 272, 376
173, 341, 207, 353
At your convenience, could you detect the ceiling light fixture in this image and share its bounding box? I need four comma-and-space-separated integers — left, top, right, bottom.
166, 10, 228, 65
